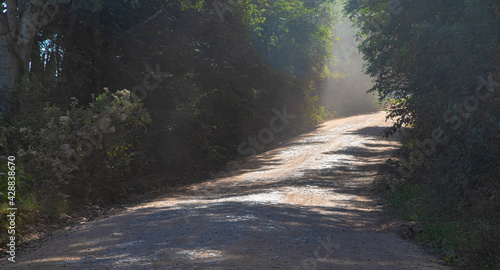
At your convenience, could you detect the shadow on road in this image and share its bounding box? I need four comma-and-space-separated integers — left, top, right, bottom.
8, 114, 448, 270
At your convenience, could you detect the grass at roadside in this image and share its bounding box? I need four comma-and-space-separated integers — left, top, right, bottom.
376, 161, 500, 270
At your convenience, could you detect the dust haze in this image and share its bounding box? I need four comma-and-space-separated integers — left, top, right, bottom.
320, 21, 379, 117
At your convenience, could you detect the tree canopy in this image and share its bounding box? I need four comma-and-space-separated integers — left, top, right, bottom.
345, 0, 500, 267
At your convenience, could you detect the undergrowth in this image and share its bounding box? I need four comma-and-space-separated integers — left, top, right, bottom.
385, 172, 500, 269
0, 75, 152, 251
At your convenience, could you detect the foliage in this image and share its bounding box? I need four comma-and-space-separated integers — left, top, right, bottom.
243, 0, 337, 77
319, 21, 379, 117
387, 180, 500, 269
84, 0, 337, 176
345, 0, 500, 268
0, 75, 151, 247
0, 162, 31, 247
1, 0, 342, 252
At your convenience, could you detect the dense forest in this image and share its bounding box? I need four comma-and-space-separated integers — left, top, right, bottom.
0, 0, 346, 252
345, 0, 500, 268
0, 0, 339, 203
0, 0, 499, 269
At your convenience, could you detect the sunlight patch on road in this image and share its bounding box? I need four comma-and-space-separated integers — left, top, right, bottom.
175, 248, 224, 260
221, 214, 259, 222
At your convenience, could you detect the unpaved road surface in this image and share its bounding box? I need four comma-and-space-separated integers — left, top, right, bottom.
2, 111, 451, 269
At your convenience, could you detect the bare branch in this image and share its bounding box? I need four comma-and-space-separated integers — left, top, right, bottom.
122, 4, 172, 37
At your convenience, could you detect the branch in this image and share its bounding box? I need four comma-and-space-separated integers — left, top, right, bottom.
0, 12, 7, 35
28, 0, 59, 29
5, 0, 18, 35
121, 4, 172, 37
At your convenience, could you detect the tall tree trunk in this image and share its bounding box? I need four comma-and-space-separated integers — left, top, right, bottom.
0, 34, 21, 111
0, 0, 60, 112
30, 35, 44, 84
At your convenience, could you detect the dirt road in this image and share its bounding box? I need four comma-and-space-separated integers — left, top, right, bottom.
1, 111, 451, 269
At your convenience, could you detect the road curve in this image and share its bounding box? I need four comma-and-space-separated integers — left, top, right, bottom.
1, 111, 451, 270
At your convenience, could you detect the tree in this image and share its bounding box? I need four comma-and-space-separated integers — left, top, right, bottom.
0, 0, 125, 111
344, 2, 500, 266
0, 0, 63, 111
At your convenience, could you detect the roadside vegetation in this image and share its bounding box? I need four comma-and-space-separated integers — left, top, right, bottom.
2, 1, 497, 268
1, 0, 365, 252
345, 0, 500, 268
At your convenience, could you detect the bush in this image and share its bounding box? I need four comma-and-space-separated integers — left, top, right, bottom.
0, 76, 151, 248
345, 1, 500, 268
